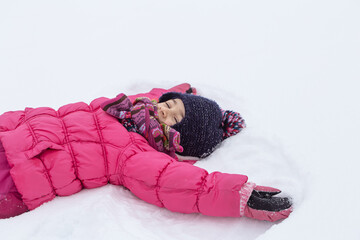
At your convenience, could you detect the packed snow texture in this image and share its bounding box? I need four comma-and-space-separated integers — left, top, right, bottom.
0, 0, 359, 239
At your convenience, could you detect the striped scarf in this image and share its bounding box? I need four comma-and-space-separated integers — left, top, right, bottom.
100, 94, 183, 158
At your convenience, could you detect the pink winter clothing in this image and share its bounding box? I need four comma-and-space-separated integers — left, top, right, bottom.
0, 141, 28, 218
0, 84, 250, 218
0, 141, 14, 196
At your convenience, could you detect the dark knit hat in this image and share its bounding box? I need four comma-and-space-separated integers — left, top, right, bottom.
159, 92, 223, 158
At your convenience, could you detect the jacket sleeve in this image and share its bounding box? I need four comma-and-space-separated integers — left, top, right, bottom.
127, 83, 194, 103
121, 149, 249, 217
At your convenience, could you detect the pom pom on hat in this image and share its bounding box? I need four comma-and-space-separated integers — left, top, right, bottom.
221, 110, 246, 140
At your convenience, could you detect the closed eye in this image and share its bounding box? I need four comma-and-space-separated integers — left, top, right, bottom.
166, 102, 170, 108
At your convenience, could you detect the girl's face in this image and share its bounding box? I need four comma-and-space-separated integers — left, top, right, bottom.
157, 98, 185, 126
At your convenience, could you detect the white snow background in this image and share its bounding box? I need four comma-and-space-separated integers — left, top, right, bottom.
0, 0, 359, 239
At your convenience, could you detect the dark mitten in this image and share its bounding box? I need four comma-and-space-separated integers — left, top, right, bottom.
245, 185, 292, 222
168, 83, 197, 95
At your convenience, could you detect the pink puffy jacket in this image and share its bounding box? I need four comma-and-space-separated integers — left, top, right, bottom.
0, 84, 249, 217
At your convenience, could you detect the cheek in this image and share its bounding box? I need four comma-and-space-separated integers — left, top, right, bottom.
158, 115, 169, 125
163, 118, 174, 127
164, 119, 172, 126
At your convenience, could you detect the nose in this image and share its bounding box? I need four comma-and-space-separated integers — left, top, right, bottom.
159, 106, 169, 118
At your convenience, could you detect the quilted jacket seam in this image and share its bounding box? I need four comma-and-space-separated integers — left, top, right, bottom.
20, 140, 122, 153
56, 112, 83, 188
122, 173, 200, 191
195, 171, 208, 213
26, 121, 38, 149
116, 133, 137, 186
25, 122, 56, 197
90, 108, 109, 182
154, 161, 172, 208
21, 108, 99, 125
23, 191, 54, 203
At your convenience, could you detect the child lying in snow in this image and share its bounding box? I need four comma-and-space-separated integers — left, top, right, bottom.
0, 83, 292, 221
100, 90, 245, 160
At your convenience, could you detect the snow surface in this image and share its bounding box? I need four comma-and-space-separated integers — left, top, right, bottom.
0, 0, 359, 239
